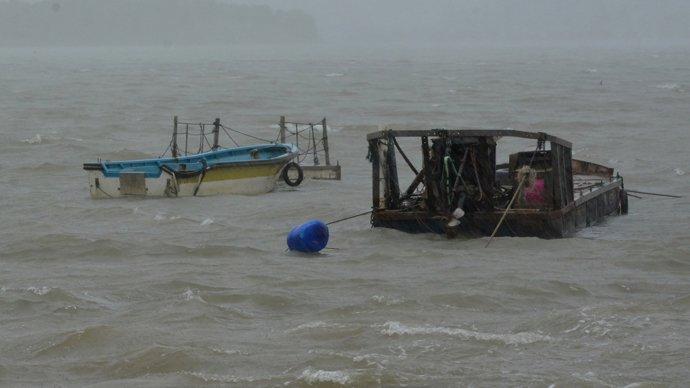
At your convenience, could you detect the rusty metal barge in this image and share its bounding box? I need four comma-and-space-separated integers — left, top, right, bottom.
367, 129, 628, 239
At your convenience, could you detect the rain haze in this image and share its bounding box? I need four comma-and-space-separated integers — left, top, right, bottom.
1, 0, 689, 386
244, 0, 690, 47
1, 0, 690, 47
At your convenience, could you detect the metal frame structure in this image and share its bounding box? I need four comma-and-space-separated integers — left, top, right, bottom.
367, 128, 626, 238
279, 116, 341, 180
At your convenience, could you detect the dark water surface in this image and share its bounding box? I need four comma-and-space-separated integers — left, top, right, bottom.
0, 46, 688, 386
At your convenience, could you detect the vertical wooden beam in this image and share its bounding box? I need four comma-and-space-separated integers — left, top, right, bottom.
172, 116, 179, 158
381, 142, 390, 208
564, 147, 574, 203
386, 131, 400, 209
184, 124, 189, 156
435, 139, 448, 212
421, 135, 434, 212
551, 143, 564, 209
279, 115, 286, 143
295, 123, 299, 149
322, 118, 331, 166
212, 118, 220, 150
479, 139, 497, 210
370, 139, 380, 210
310, 123, 319, 165
199, 124, 205, 153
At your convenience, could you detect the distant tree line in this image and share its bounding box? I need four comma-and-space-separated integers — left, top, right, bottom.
0, 0, 318, 46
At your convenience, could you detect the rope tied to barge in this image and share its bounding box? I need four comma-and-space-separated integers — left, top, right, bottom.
326, 210, 373, 226
485, 140, 543, 248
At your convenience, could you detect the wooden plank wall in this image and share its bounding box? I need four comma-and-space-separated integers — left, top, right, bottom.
551, 143, 575, 209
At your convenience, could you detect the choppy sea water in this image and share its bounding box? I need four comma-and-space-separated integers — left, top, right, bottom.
0, 46, 689, 386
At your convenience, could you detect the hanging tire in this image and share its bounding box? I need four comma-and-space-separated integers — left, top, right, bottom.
282, 162, 303, 187
619, 189, 629, 215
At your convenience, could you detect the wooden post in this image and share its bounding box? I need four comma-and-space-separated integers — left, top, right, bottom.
551, 143, 564, 209
421, 136, 434, 212
295, 123, 299, 149
310, 123, 319, 165
279, 116, 286, 143
370, 139, 380, 210
212, 118, 220, 150
386, 131, 400, 209
322, 118, 331, 166
563, 146, 574, 204
185, 124, 189, 156
199, 124, 205, 153
172, 116, 179, 158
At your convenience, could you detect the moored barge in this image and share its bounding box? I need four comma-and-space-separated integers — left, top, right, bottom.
367, 129, 628, 238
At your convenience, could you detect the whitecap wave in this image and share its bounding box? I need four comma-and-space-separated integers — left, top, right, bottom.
153, 213, 182, 222
286, 321, 348, 333
23, 134, 42, 144
656, 83, 684, 92
380, 321, 550, 345
352, 352, 389, 367
184, 371, 261, 383
325, 72, 344, 77
210, 347, 245, 356
299, 367, 352, 385
370, 295, 405, 306
181, 288, 204, 302
27, 286, 51, 295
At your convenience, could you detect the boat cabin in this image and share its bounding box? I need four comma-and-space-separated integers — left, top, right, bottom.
367, 129, 626, 238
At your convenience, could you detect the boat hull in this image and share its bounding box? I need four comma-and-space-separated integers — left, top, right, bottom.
85, 143, 298, 199
372, 180, 625, 239
87, 162, 285, 198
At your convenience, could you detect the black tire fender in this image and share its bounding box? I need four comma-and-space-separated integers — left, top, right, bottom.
282, 162, 304, 187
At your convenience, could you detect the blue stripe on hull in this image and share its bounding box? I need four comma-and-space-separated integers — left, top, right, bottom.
91, 143, 296, 178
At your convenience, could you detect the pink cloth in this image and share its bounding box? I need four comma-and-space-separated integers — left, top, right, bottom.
524, 179, 545, 205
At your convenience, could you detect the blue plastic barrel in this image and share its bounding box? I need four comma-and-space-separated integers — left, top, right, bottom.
287, 220, 329, 253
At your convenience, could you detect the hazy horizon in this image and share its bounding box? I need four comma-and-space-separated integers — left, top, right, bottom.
259, 0, 690, 48
2, 0, 690, 48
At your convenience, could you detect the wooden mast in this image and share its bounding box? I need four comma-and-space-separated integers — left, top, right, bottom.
212, 118, 221, 150
172, 115, 179, 158
279, 115, 286, 143
322, 118, 331, 166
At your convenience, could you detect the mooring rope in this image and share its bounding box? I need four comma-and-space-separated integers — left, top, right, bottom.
625, 189, 682, 198
160, 139, 173, 158
327, 210, 373, 226
220, 124, 275, 143
485, 141, 542, 248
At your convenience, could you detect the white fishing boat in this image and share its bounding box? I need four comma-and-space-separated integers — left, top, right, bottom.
83, 117, 301, 198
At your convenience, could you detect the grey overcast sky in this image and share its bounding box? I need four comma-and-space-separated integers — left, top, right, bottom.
233, 0, 690, 47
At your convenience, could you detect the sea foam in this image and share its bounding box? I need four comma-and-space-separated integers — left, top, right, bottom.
23, 134, 42, 144
299, 367, 353, 385
380, 321, 550, 345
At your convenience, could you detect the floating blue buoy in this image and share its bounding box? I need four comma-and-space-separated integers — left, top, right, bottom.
287, 220, 329, 253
